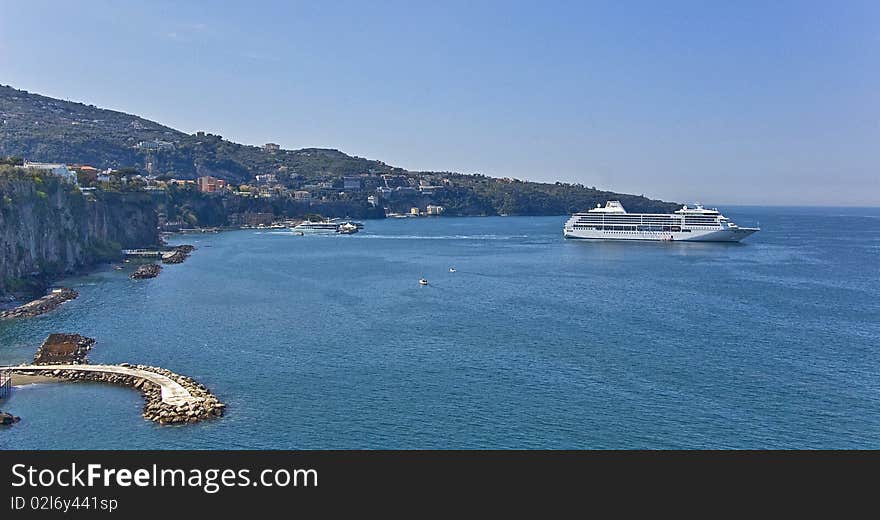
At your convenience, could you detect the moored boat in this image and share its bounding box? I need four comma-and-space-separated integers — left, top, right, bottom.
292, 220, 340, 233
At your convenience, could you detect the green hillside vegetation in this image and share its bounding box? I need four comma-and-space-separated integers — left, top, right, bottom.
0, 84, 679, 215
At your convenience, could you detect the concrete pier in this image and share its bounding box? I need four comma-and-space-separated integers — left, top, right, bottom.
0, 369, 10, 400
1, 364, 225, 424
6, 364, 199, 406
122, 249, 164, 258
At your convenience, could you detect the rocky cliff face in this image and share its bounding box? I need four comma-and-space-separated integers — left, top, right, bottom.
0, 169, 158, 296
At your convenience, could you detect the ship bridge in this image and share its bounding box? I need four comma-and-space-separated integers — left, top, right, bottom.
588, 200, 627, 213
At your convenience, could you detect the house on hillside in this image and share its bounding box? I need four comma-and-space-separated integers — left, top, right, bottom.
135, 140, 174, 151
197, 176, 227, 193
23, 161, 77, 184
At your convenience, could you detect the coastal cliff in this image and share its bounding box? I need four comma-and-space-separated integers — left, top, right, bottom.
0, 167, 158, 296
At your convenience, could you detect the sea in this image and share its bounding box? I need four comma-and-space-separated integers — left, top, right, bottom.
1, 206, 878, 449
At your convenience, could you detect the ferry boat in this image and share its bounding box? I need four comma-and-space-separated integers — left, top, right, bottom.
292, 219, 364, 234
563, 201, 759, 242
292, 220, 341, 233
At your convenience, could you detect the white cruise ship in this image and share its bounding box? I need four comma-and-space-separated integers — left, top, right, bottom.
563, 201, 759, 242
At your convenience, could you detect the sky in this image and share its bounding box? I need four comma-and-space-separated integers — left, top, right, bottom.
1, 0, 877, 205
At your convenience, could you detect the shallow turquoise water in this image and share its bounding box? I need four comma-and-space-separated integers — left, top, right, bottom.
1, 207, 879, 448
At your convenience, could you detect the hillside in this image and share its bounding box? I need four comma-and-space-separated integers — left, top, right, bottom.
0, 84, 679, 214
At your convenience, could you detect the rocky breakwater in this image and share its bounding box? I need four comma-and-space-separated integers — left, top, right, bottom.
128, 364, 225, 425
0, 411, 21, 425
161, 244, 195, 264
130, 264, 161, 279
13, 364, 225, 425
0, 287, 78, 320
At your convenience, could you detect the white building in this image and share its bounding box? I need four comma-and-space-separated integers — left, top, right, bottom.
419, 186, 444, 195
23, 161, 77, 184
135, 140, 174, 151
343, 176, 362, 190
426, 205, 445, 216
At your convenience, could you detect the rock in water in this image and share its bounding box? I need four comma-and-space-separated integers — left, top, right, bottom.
0, 411, 22, 425
0, 287, 78, 320
130, 264, 162, 279
33, 333, 96, 365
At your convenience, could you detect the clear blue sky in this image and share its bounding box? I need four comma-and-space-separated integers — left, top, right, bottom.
1, 0, 877, 205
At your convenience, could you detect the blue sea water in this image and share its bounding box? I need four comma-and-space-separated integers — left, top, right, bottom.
1, 207, 878, 449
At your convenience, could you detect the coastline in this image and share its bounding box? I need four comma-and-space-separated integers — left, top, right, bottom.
0, 240, 199, 303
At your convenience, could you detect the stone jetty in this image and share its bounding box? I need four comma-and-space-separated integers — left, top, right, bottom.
0, 411, 21, 425
130, 263, 162, 279
161, 244, 194, 264
4, 364, 225, 425
0, 288, 78, 320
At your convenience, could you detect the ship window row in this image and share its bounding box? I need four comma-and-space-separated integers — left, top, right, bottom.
577, 216, 681, 220
576, 219, 684, 224
577, 219, 678, 224
573, 225, 684, 232
575, 216, 722, 222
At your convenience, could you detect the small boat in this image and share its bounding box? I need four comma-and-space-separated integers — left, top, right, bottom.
113, 265, 124, 271
337, 222, 359, 234
419, 278, 429, 286
449, 267, 456, 273
294, 231, 304, 236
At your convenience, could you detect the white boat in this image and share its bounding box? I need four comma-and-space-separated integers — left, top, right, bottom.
337, 222, 359, 234
419, 278, 429, 286
563, 201, 759, 242
292, 220, 340, 233
449, 267, 456, 273
292, 219, 364, 234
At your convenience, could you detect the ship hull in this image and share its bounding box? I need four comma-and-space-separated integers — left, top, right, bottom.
563, 227, 758, 242
564, 201, 759, 243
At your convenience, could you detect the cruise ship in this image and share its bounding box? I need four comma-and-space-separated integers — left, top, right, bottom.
563, 201, 759, 242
